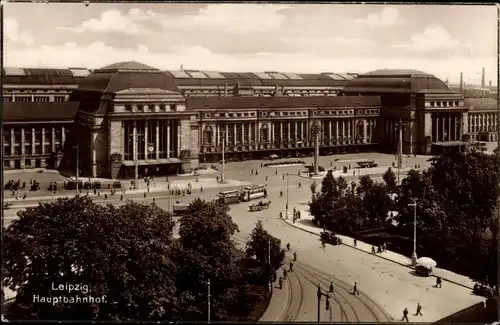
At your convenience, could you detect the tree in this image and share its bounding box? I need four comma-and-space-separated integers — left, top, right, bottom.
3, 197, 177, 321
382, 167, 397, 192
173, 198, 246, 321
245, 220, 285, 273
356, 174, 374, 197
362, 182, 391, 227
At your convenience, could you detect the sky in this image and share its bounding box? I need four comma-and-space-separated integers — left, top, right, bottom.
3, 2, 498, 85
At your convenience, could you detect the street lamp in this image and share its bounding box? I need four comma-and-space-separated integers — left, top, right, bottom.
311, 121, 321, 176
207, 278, 211, 323
395, 119, 405, 185
73, 145, 79, 195
285, 173, 289, 220
221, 129, 226, 184
408, 200, 418, 266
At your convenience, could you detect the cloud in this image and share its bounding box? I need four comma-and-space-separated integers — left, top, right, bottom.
5, 18, 34, 46
354, 7, 403, 28
58, 9, 154, 35
5, 41, 496, 85
393, 26, 467, 52
160, 4, 290, 33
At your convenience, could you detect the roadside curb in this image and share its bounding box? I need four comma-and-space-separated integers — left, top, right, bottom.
281, 218, 474, 291
258, 271, 290, 322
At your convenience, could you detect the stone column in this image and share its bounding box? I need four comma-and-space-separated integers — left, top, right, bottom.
10, 128, 14, 156
166, 121, 170, 159
144, 121, 149, 159
177, 121, 181, 157
155, 120, 160, 159
408, 119, 413, 154
441, 114, 445, 141
41, 127, 46, 154
233, 124, 237, 145
363, 120, 368, 144
448, 115, 452, 141
62, 126, 66, 146
51, 127, 56, 152
212, 124, 216, 147
279, 122, 283, 144
288, 122, 291, 142
225, 124, 229, 145
216, 124, 219, 147
462, 112, 469, 140
31, 128, 35, 155
335, 120, 339, 139
21, 129, 25, 165
271, 122, 275, 144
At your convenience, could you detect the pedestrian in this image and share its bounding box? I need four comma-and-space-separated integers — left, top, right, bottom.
330, 162, 333, 167
329, 282, 334, 293
104, 194, 107, 200
436, 276, 442, 288
144, 192, 147, 198
286, 243, 290, 251
153, 197, 156, 203
353, 282, 360, 295
415, 303, 423, 316
354, 238, 357, 247
378, 245, 382, 253
280, 191, 283, 197
325, 296, 330, 310
371, 246, 376, 254
282, 174, 285, 180
279, 277, 283, 289
255, 170, 258, 175
120, 195, 123, 201
402, 308, 409, 322
23, 193, 26, 200
383, 242, 387, 252
251, 169, 254, 175
275, 170, 278, 175
293, 252, 297, 261
201, 186, 203, 192
353, 170, 355, 176
265, 176, 268, 181
216, 176, 219, 182
94, 188, 97, 195
283, 269, 288, 279
279, 212, 283, 219
349, 164, 351, 169
289, 262, 293, 272
261, 163, 263, 168
97, 192, 100, 197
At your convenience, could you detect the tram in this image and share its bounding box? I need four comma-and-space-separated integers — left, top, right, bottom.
240, 184, 268, 202
217, 189, 241, 204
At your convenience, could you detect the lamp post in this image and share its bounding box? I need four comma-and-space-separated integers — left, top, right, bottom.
311, 120, 321, 176
221, 129, 226, 184
316, 284, 330, 323
408, 200, 418, 266
207, 278, 211, 323
395, 119, 405, 185
286, 172, 289, 219
73, 145, 79, 195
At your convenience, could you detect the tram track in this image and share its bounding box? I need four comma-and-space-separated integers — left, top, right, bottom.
232, 233, 391, 322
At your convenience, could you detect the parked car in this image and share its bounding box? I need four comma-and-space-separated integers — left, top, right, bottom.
320, 231, 342, 245
473, 283, 496, 298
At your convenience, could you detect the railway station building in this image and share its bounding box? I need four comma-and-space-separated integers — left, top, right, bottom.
2, 61, 497, 178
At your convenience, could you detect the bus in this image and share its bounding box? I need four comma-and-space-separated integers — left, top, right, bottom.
217, 190, 241, 205
240, 184, 268, 202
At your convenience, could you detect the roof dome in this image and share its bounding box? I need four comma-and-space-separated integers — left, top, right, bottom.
70, 61, 182, 114
73, 61, 180, 95
342, 68, 453, 94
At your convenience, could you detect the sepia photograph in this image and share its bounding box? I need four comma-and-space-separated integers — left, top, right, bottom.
1, 2, 499, 322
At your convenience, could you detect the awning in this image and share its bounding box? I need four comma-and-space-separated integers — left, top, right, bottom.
122, 158, 182, 167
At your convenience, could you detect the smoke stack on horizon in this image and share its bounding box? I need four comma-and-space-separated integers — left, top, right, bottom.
460, 72, 463, 93
180, 64, 184, 71
481, 67, 485, 88
489, 80, 492, 90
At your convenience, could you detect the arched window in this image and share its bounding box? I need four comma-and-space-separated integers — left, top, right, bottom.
203, 126, 213, 146
260, 124, 269, 143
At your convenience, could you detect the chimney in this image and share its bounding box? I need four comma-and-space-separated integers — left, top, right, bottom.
460, 72, 463, 93
224, 84, 228, 97
489, 80, 492, 90
481, 67, 485, 88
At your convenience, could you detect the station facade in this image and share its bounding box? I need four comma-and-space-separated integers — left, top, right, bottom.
2, 62, 497, 178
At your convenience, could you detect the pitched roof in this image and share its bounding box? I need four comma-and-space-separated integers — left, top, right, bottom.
2, 67, 91, 85
342, 69, 453, 94
464, 98, 498, 111
96, 61, 159, 73
187, 96, 380, 110
3, 102, 79, 123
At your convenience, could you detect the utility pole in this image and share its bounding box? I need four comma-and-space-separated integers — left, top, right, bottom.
395, 119, 405, 185
134, 135, 139, 190
312, 120, 321, 175
286, 173, 289, 219
408, 200, 418, 266
317, 284, 330, 323
221, 129, 226, 183
207, 278, 211, 323
74, 145, 79, 195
